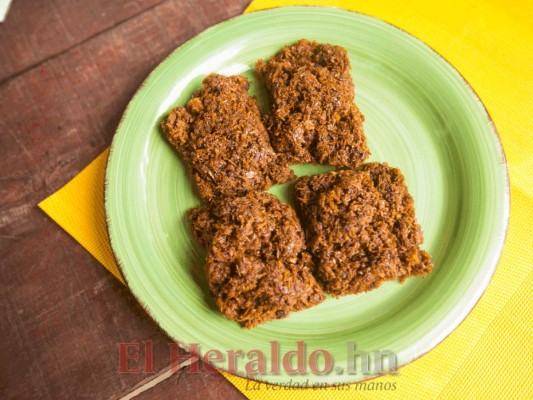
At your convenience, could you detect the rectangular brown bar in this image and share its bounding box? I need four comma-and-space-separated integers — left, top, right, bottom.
256, 39, 370, 167
294, 163, 433, 297
161, 74, 295, 201
189, 191, 325, 328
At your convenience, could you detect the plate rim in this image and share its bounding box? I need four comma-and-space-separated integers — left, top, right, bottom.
104, 5, 510, 385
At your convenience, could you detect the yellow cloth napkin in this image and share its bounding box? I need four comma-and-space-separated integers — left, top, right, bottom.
39, 0, 533, 398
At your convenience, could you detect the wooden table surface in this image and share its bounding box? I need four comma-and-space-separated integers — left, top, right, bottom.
0, 1, 251, 398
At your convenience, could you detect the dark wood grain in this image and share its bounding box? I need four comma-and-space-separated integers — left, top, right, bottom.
133, 361, 246, 400
0, 0, 250, 398
0, 0, 164, 83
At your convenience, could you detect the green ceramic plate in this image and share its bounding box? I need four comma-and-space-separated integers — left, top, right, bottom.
105, 7, 509, 384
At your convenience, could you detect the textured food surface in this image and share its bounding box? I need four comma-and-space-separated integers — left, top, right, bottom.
161, 73, 294, 201
256, 39, 370, 167
294, 163, 433, 296
189, 192, 325, 328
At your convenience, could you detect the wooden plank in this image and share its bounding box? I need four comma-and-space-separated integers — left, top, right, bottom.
0, 0, 250, 398
0, 219, 176, 397
0, 0, 164, 83
120, 361, 247, 400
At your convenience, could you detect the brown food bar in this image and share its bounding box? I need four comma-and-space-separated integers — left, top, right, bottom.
256, 39, 370, 167
161, 74, 295, 201
189, 192, 325, 328
294, 163, 433, 297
